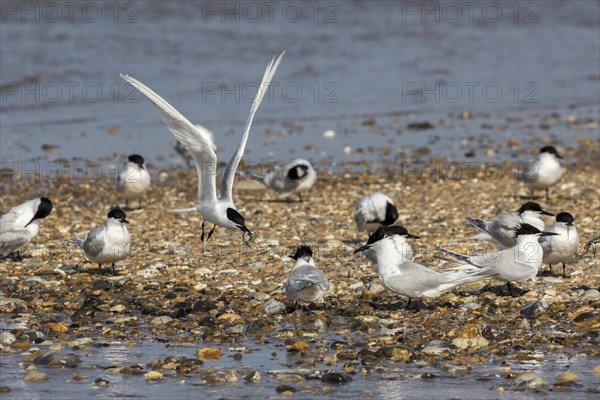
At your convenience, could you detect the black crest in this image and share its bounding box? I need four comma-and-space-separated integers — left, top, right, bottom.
540, 146, 559, 156
34, 197, 53, 220
383, 202, 399, 225
518, 202, 543, 213
514, 223, 542, 237
367, 225, 415, 245
128, 154, 145, 167
518, 202, 553, 216
287, 164, 309, 180
226, 208, 251, 233
556, 212, 574, 225
291, 245, 313, 260
108, 208, 128, 223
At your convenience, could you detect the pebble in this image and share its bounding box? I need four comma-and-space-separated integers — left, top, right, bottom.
248, 262, 265, 270
33, 352, 81, 368
244, 371, 261, 383
367, 281, 385, 295
321, 372, 352, 384
582, 289, 600, 299
520, 301, 549, 319
512, 372, 548, 389
144, 371, 163, 381
151, 316, 173, 326
69, 337, 93, 349
555, 372, 577, 383
0, 332, 16, 346
262, 299, 286, 315
24, 372, 48, 382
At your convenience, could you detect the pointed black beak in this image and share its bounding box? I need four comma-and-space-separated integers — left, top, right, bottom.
541, 210, 554, 216
541, 231, 560, 237
407, 234, 420, 239
354, 244, 371, 254
122, 219, 129, 224
566, 222, 574, 226
556, 154, 563, 159
24, 216, 36, 227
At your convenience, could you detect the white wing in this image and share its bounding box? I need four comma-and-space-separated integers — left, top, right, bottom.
120, 74, 217, 204
219, 52, 285, 201
194, 124, 217, 152
0, 199, 38, 234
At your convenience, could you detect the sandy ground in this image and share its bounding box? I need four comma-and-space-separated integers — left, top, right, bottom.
0, 144, 599, 396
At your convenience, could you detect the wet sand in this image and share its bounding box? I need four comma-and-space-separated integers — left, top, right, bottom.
1, 139, 599, 399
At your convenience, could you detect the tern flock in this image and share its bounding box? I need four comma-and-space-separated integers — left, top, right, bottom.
1, 53, 598, 310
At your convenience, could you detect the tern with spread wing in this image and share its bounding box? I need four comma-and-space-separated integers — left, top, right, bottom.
121, 52, 284, 246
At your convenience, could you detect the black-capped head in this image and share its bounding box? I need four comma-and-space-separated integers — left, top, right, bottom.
287, 164, 309, 180
556, 212, 575, 226
25, 197, 53, 226
354, 225, 419, 254
128, 154, 145, 167
107, 208, 129, 224
518, 202, 554, 216
290, 245, 313, 261
514, 223, 558, 238
540, 146, 563, 159
383, 202, 399, 226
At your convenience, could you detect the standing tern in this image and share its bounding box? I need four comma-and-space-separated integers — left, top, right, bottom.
354, 192, 399, 234
119, 154, 151, 210
354, 226, 486, 308
0, 197, 53, 260
439, 224, 559, 296
284, 245, 330, 304
121, 52, 285, 246
516, 146, 563, 200
73, 208, 131, 275
466, 202, 553, 249
253, 159, 317, 201
540, 212, 580, 277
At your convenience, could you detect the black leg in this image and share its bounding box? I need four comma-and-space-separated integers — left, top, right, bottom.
562, 263, 567, 278
112, 263, 116, 275
507, 282, 513, 296
206, 225, 217, 240
125, 199, 129, 210
201, 221, 206, 242
98, 264, 103, 274
406, 298, 412, 309
545, 188, 550, 201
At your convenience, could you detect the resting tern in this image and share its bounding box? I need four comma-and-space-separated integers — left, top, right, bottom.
284, 245, 330, 304
516, 146, 563, 200
73, 208, 131, 275
119, 154, 151, 209
540, 212, 580, 277
439, 223, 559, 296
466, 202, 553, 249
254, 159, 316, 201
121, 52, 285, 246
354, 192, 399, 234
0, 197, 53, 260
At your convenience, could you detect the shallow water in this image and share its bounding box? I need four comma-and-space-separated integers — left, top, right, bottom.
1, 1, 599, 166
1, 336, 599, 399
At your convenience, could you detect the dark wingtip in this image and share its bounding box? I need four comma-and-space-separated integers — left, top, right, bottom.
514, 223, 542, 237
